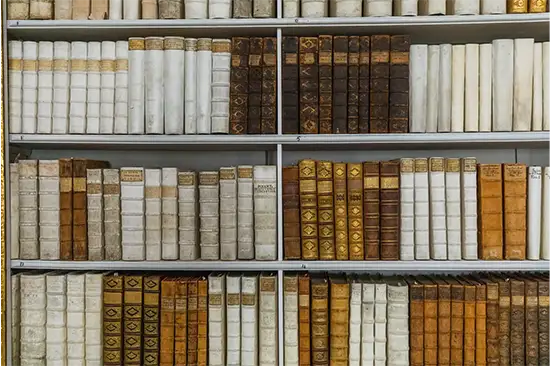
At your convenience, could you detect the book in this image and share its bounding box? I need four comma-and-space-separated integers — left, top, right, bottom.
226, 274, 241, 366
20, 273, 46, 365
479, 43, 492, 131
241, 274, 258, 366
196, 39, 213, 134
445, 158, 462, 260
400, 158, 414, 260
59, 159, 73, 260
208, 274, 226, 366
311, 277, 329, 366
434, 277, 451, 365
87, 168, 104, 260
128, 38, 145, 134
409, 44, 427, 132
187, 278, 199, 366
164, 37, 185, 134
495, 275, 511, 365
197, 277, 208, 366
461, 278, 477, 366
492, 39, 514, 131
103, 168, 122, 260
85, 273, 104, 366
160, 278, 176, 366
525, 277, 538, 366
178, 171, 198, 260
389, 35, 410, 133
68, 41, 87, 134
451, 44, 465, 132
248, 37, 263, 134
67, 273, 86, 365
145, 169, 162, 261
174, 278, 187, 366
319, 35, 333, 134
199, 171, 220, 260
299, 37, 319, 134
478, 164, 504, 259
103, 275, 124, 366
8, 41, 22, 134
259, 274, 277, 366
437, 43, 452, 132
461, 158, 478, 260
252, 0, 275, 17
503, 163, 527, 259
448, 277, 464, 366
388, 278, 409, 366
162, 167, 178, 260
46, 273, 67, 365
358, 36, 370, 133
253, 165, 277, 260
363, 161, 380, 260
513, 38, 535, 131
38, 159, 60, 259
349, 279, 362, 366
374, 280, 387, 364
233, 0, 252, 16
426, 45, 440, 132
347, 36, 360, 133
144, 37, 165, 134
18, 160, 39, 260
528, 166, 543, 259
299, 159, 318, 260
347, 163, 364, 260
361, 280, 375, 365
408, 278, 424, 366
22, 41, 38, 134
230, 37, 249, 134
184, 38, 198, 134
220, 167, 238, 260
237, 166, 254, 259
536, 275, 549, 365
282, 36, 299, 134
370, 35, 390, 133
86, 41, 102, 134
283, 166, 301, 260
298, 274, 310, 366
209, 0, 230, 17
380, 160, 400, 260
11, 274, 20, 364
510, 277, 526, 365
464, 43, 479, 131
143, 276, 161, 366
543, 167, 550, 260
317, 161, 335, 260
414, 158, 429, 260
124, 276, 143, 365
121, 167, 146, 261
330, 278, 350, 365
262, 37, 277, 134
473, 279, 487, 366
37, 41, 53, 133
333, 36, 348, 133
429, 157, 447, 260
334, 163, 349, 260
421, 278, 438, 365
533, 42, 543, 131
114, 40, 128, 134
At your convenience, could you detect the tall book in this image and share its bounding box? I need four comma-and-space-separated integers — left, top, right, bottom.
444, 158, 461, 260
380, 160, 400, 260
472, 279, 487, 366
459, 278, 476, 366
38, 159, 60, 259
230, 37, 249, 134
59, 159, 73, 260
448, 278, 464, 366
187, 278, 199, 366
347, 163, 364, 260
85, 273, 104, 366
311, 277, 329, 366
363, 161, 380, 260
103, 168, 122, 260
330, 278, 350, 365
388, 278, 409, 366
37, 41, 53, 133
434, 278, 451, 366
334, 163, 348, 260
259, 274, 278, 366
67, 273, 86, 365
408, 278, 424, 366
429, 157, 447, 260
226, 275, 241, 366
87, 168, 104, 260
69, 42, 87, 134
197, 277, 208, 366
389, 35, 410, 132
237, 166, 254, 259
46, 273, 67, 366
317, 161, 335, 260
184, 38, 197, 134
349, 279, 362, 366
374, 280, 387, 364
124, 275, 143, 365
400, 158, 414, 260
524, 276, 538, 366
299, 37, 319, 134
460, 158, 478, 260
419, 278, 437, 365
18, 160, 39, 259
248, 37, 263, 134
121, 167, 146, 261
144, 37, 165, 134
478, 164, 503, 259
299, 159, 318, 260
528, 166, 542, 260
282, 36, 299, 134
8, 41, 23, 134
22, 41, 38, 134
160, 278, 176, 366
20, 273, 46, 365
178, 171, 198, 260
10, 163, 19, 259
11, 274, 20, 364
510, 278, 526, 365
87, 42, 101, 134
128, 38, 145, 134
262, 37, 277, 134
370, 35, 390, 133
114, 40, 129, 134
161, 168, 178, 260
209, 274, 226, 366
503, 163, 527, 259
143, 276, 161, 366
100, 41, 116, 134
333, 36, 348, 133
145, 168, 162, 260
536, 275, 549, 365
319, 35, 333, 134
492, 39, 513, 131
210, 39, 231, 134
476, 275, 500, 366
298, 274, 311, 366
414, 158, 429, 260
103, 275, 124, 366
361, 280, 375, 365
494, 275, 511, 366
199, 171, 220, 260
254, 165, 277, 260
174, 278, 187, 366
220, 167, 238, 260
241, 274, 258, 366
284, 274, 299, 366
347, 36, 360, 133
358, 36, 370, 133
543, 167, 550, 260
283, 166, 301, 260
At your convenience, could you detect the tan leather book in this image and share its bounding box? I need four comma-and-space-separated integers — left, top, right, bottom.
459, 278, 476, 366
103, 275, 124, 366
283, 166, 301, 260
472, 278, 487, 366
143, 276, 161, 366
492, 274, 511, 366
478, 164, 504, 259
473, 275, 500, 366
380, 160, 400, 260
124, 276, 143, 365
509, 277, 525, 366
347, 163, 364, 260
160, 278, 176, 366
524, 275, 539, 366
197, 277, 208, 366
317, 161, 335, 260
330, 277, 349, 366
447, 277, 464, 366
311, 277, 329, 366
59, 158, 73, 260
434, 277, 451, 366
408, 277, 424, 366
174, 278, 188, 366
363, 161, 380, 260
419, 277, 437, 366
187, 278, 199, 366
299, 159, 319, 260
298, 274, 311, 366
503, 163, 527, 259
333, 163, 348, 260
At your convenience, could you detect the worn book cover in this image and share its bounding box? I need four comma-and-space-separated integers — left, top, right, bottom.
299, 159, 318, 260
363, 161, 380, 259
317, 161, 335, 260
230, 37, 250, 134
283, 166, 301, 260
299, 37, 319, 134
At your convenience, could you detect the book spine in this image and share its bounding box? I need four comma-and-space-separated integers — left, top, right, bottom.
253, 0, 275, 16
99, 41, 116, 133
184, 0, 207, 18
197, 38, 213, 134
259, 274, 277, 366
248, 37, 262, 134
464, 43, 479, 131
460, 158, 478, 259
199, 171, 220, 260
123, 0, 140, 18
9, 0, 30, 19
121, 167, 146, 260
58, 158, 72, 260
208, 274, 226, 366
19, 160, 39, 259
298, 275, 310, 366
334, 0, 361, 15
253, 165, 277, 260
510, 279, 526, 365
87, 168, 104, 260
347, 36, 360, 133
444, 158, 462, 260
528, 167, 543, 259
334, 163, 348, 260
143, 276, 161, 366
22, 41, 38, 134
174, 277, 187, 366
282, 36, 299, 134
474, 282, 487, 366
492, 39, 514, 131
241, 275, 258, 366
358, 36, 370, 133
529, 0, 547, 11
114, 40, 128, 134
424, 283, 438, 365
437, 43, 452, 132
450, 282, 464, 366
513, 38, 535, 131
537, 278, 549, 365
9, 41, 23, 134
319, 35, 333, 134
86, 41, 101, 133
485, 280, 500, 366
543, 167, 550, 260
301, 0, 327, 16
72, 159, 90, 260
364, 0, 392, 14
38, 159, 60, 259
380, 161, 400, 260
209, 0, 231, 17
67, 273, 86, 365
158, 0, 183, 17
409, 44, 427, 132
299, 159, 318, 260
160, 278, 176, 366
124, 275, 143, 365
237, 166, 254, 259
374, 282, 387, 364
187, 279, 199, 366
503, 163, 527, 259
283, 166, 301, 260
178, 171, 199, 260
429, 157, 447, 260
544, 42, 549, 131
410, 285, 423, 365
90, 0, 108, 18
480, 0, 505, 13
330, 279, 350, 365
230, 37, 249, 134
233, 0, 252, 16
347, 163, 364, 259
72, 0, 90, 18
11, 274, 20, 364
184, 38, 198, 134
299, 37, 319, 134
220, 167, 238, 260
128, 38, 145, 134
453, 0, 479, 13
103, 168, 121, 260
161, 167, 178, 260
46, 273, 66, 365
363, 161, 380, 260
283, 0, 299, 16
333, 36, 348, 133
37, 41, 53, 133
370, 35, 391, 133
68, 41, 87, 133
109, 0, 122, 18
533, 42, 543, 131
425, 44, 440, 133
164, 37, 185, 135
478, 164, 504, 259
394, 0, 418, 14
261, 37, 277, 134
144, 37, 165, 134
361, 282, 375, 365
463, 283, 477, 366
389, 35, 410, 133
508, 0, 528, 12
498, 278, 511, 366
20, 274, 46, 365
103, 275, 124, 366
226, 275, 241, 366
388, 281, 410, 366
211, 39, 231, 134
317, 161, 335, 260
414, 158, 429, 260
349, 282, 362, 366
437, 282, 451, 366
10, 163, 19, 259
399, 158, 414, 260
451, 44, 465, 132
85, 273, 104, 365
311, 278, 329, 366
525, 279, 539, 366
479, 43, 492, 131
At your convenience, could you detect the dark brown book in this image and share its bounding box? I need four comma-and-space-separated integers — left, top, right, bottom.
311, 277, 329, 366
230, 37, 250, 134
262, 37, 277, 134
283, 166, 301, 260
475, 275, 500, 366
358, 36, 370, 133
143, 276, 161, 366
317, 161, 335, 260
124, 275, 143, 365
379, 160, 399, 260
363, 161, 380, 260
283, 36, 299, 134
299, 37, 319, 134
104, 275, 124, 366
298, 274, 311, 366
318, 35, 333, 134
332, 36, 348, 134
510, 278, 526, 366
535, 275, 549, 366
494, 274, 511, 366
248, 37, 263, 134
59, 158, 73, 260
448, 277, 465, 366
187, 278, 199, 366
347, 36, 360, 134
408, 278, 424, 366
369, 35, 390, 133
525, 276, 539, 366
389, 35, 410, 133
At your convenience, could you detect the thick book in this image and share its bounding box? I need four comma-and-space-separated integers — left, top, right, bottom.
461, 278, 477, 366
400, 158, 414, 260
174, 278, 188, 366
210, 39, 231, 134
124, 275, 143, 365
434, 278, 451, 366
503, 163, 527, 259
375, 280, 387, 364
103, 168, 121, 260
259, 274, 277, 366
358, 36, 370, 133
363, 161, 380, 260
476, 275, 500, 366
178, 171, 198, 260
472, 279, 487, 366
241, 275, 258, 366
478, 164, 504, 259
389, 35, 410, 133
226, 274, 241, 366
283, 166, 301, 260
298, 274, 311, 366
408, 278, 424, 366
421, 277, 438, 366
317, 161, 335, 260
319, 35, 333, 134
187, 278, 199, 366
334, 163, 349, 260
299, 37, 319, 134
103, 275, 124, 366
311, 277, 329, 366
20, 273, 46, 365
46, 273, 66, 366
330, 278, 350, 365
230, 37, 249, 134
38, 160, 60, 259
299, 159, 318, 260
347, 36, 360, 133
248, 37, 263, 134
380, 161, 400, 260
494, 275, 511, 366
199, 171, 220, 260
361, 280, 375, 365
160, 278, 176, 366
121, 167, 146, 261
10, 163, 19, 260
18, 160, 39, 260
332, 36, 348, 133
208, 274, 226, 366
448, 278, 465, 366
11, 274, 20, 365
536, 275, 549, 365
370, 35, 390, 133
220, 167, 238, 260
525, 276, 539, 366
387, 278, 410, 366
284, 274, 299, 366
87, 168, 104, 260
283, 36, 299, 134
261, 37, 277, 134
528, 166, 543, 259
348, 280, 361, 366
347, 163, 364, 260
253, 166, 277, 260
143, 276, 161, 366
429, 157, 447, 260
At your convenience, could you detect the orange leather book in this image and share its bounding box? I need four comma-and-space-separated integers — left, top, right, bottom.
283, 166, 302, 260
143, 276, 161, 366
175, 278, 188, 366
509, 277, 525, 366
447, 277, 464, 366
419, 277, 437, 366
124, 275, 143, 365
298, 274, 311, 366
333, 163, 349, 260
478, 164, 504, 259
317, 161, 336, 260
503, 163, 527, 259
363, 161, 380, 260
197, 277, 208, 366
472, 278, 487, 366
103, 275, 124, 366
299, 159, 319, 260
311, 277, 329, 366
187, 278, 199, 366
379, 160, 400, 260
329, 277, 350, 366
435, 277, 451, 366
474, 275, 500, 366
160, 278, 176, 366
59, 158, 73, 260
524, 275, 539, 366
347, 163, 364, 260
408, 277, 424, 366
460, 278, 476, 366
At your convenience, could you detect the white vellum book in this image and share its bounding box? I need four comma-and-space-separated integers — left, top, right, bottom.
54, 0, 71, 18
418, 0, 445, 14
400, 158, 415, 260
233, 0, 253, 17
114, 41, 129, 134
426, 45, 440, 133
544, 42, 549, 131
374, 283, 387, 364
492, 39, 514, 131
429, 158, 447, 260
211, 39, 231, 134
241, 275, 259, 366
103, 169, 122, 260
460, 158, 478, 259
209, 0, 231, 17
66, 273, 85, 365
128, 38, 145, 134
185, 39, 198, 134
220, 167, 238, 260
414, 158, 429, 260
283, 0, 299, 16
445, 158, 462, 260
121, 167, 146, 261
301, 0, 327, 16
464, 44, 479, 132
253, 0, 275, 17
37, 41, 53, 134
387, 280, 409, 366
478, 43, 492, 132
20, 273, 46, 365
9, 41, 23, 134
542, 167, 550, 260
259, 274, 277, 366
87, 169, 104, 260
145, 168, 162, 260
452, 0, 479, 14
349, 281, 362, 366
84, 273, 103, 365
52, 41, 70, 134
19, 160, 39, 260
238, 166, 255, 259
513, 38, 534, 131
145, 37, 165, 134
209, 274, 226, 366
185, 0, 208, 18
46, 273, 66, 365
38, 160, 60, 259
226, 274, 242, 366
437, 43, 452, 132
162, 167, 179, 260
364, 0, 392, 15
532, 43, 543, 131
253, 165, 277, 260
109, 0, 123, 18
86, 41, 102, 134
334, 0, 362, 16
409, 45, 428, 132
393, 0, 418, 15
164, 37, 185, 135
100, 41, 116, 134
178, 171, 199, 260
528, 166, 542, 260
22, 41, 38, 134
199, 171, 220, 260
197, 38, 213, 134
451, 44, 465, 132
10, 163, 20, 259
283, 276, 298, 366
361, 282, 375, 366
123, 0, 140, 18
480, 0, 505, 13
69, 41, 88, 134
11, 275, 20, 364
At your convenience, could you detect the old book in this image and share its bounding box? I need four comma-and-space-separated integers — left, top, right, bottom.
544, 167, 550, 259
448, 278, 465, 366
333, 36, 348, 133
174, 278, 187, 366
248, 38, 263, 134
90, 0, 108, 18
68, 42, 87, 134
318, 35, 333, 134
363, 161, 380, 260
536, 275, 549, 365
262, 37, 277, 134
103, 169, 121, 260
209, 274, 226, 366
209, 0, 230, 17
408, 278, 424, 366
21, 41, 37, 134
299, 37, 319, 134
334, 163, 349, 260
302, 0, 327, 16
253, 0, 275, 17
37, 41, 53, 133
513, 39, 534, 131
226, 275, 241, 366
311, 277, 329, 366
478, 164, 504, 259
330, 278, 350, 365
8, 0, 30, 19
241, 275, 258, 366
494, 275, 511, 366
409, 44, 428, 133
380, 161, 400, 260
317, 161, 335, 260
347, 163, 364, 260
475, 275, 500, 366
197, 278, 208, 366
8, 41, 23, 134
72, 159, 95, 260
10, 163, 19, 259
233, 0, 252, 16
492, 39, 514, 131
528, 166, 542, 259
72, 0, 90, 18
434, 278, 451, 366
85, 273, 104, 366
145, 168, 162, 261
184, 39, 198, 134
470, 279, 488, 366
164, 37, 185, 135
114, 40, 128, 134
299, 159, 318, 260
298, 275, 310, 366
414, 158, 429, 260
87, 169, 103, 260
18, 160, 39, 259
349, 280, 362, 366
364, 0, 392, 14
461, 158, 478, 260
370, 35, 390, 133
437, 44, 452, 132
86, 42, 102, 134
254, 166, 277, 260
510, 278, 525, 365
533, 42, 543, 131
100, 41, 116, 134
187, 278, 199, 366
67, 273, 85, 365
389, 35, 410, 133
479, 43, 492, 131
20, 273, 46, 365
347, 36, 360, 133
358, 36, 370, 133
544, 42, 550, 131
395, 0, 418, 14
144, 38, 165, 134
11, 274, 20, 364
178, 171, 198, 260
524, 277, 539, 366
387, 278, 410, 366
124, 276, 143, 365
464, 43, 479, 131
283, 166, 301, 260
185, 0, 206, 18
259, 274, 277, 366
460, 278, 477, 366
160, 278, 176, 366
220, 167, 238, 260
128, 38, 145, 134
503, 163, 527, 259
445, 158, 461, 260
334, 0, 361, 15
230, 37, 249, 134
420, 278, 437, 366
283, 0, 299, 16
143, 276, 161, 366
361, 280, 375, 365
283, 36, 299, 134
103, 275, 124, 366
121, 167, 145, 261
400, 159, 414, 260
38, 160, 60, 260
451, 44, 465, 132
429, 157, 447, 260
284, 274, 299, 366
162, 168, 178, 260
199, 171, 220, 260
46, 273, 66, 366
237, 166, 254, 259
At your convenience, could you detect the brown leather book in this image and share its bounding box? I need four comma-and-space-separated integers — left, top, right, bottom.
230, 37, 250, 134
363, 161, 380, 260
478, 164, 504, 259
474, 275, 500, 366
124, 275, 143, 365
187, 278, 199, 366
535, 274, 549, 365
347, 36, 360, 134
408, 277, 424, 366
358, 36, 370, 133
369, 35, 390, 133
503, 163, 527, 259
330, 277, 349, 366
524, 276, 539, 366
333, 163, 349, 260
160, 278, 176, 366
460, 278, 476, 366
248, 37, 263, 134
174, 278, 188, 366
299, 37, 319, 134
447, 277, 464, 366
299, 159, 319, 260
493, 274, 511, 366
420, 277, 438, 366
332, 36, 348, 134
318, 35, 333, 134
197, 277, 208, 366
59, 158, 73, 260
317, 161, 335, 260
434, 277, 451, 366
143, 276, 161, 366
347, 163, 364, 260
283, 36, 299, 134
261, 37, 277, 134
104, 275, 124, 366
389, 35, 410, 133
298, 274, 311, 366
311, 277, 329, 366
283, 166, 301, 260
380, 160, 400, 260
472, 278, 487, 366
510, 277, 525, 366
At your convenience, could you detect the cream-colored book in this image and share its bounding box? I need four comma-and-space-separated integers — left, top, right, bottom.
22, 41, 38, 134
461, 158, 478, 260
85, 273, 103, 366
87, 169, 104, 260
100, 41, 116, 134
86, 41, 102, 134
253, 0, 275, 17
478, 43, 492, 132
414, 158, 429, 260
451, 44, 465, 132
162, 168, 179, 260
437, 43, 452, 132
400, 158, 415, 260
542, 167, 550, 259
349, 280, 362, 366
178, 171, 199, 260
142, 0, 158, 18
185, 38, 198, 134
452, 0, 479, 14
480, 0, 505, 13
301, 0, 327, 16
464, 43, 479, 132
361, 281, 375, 365
66, 273, 85, 365
197, 38, 212, 134
394, 0, 418, 15
533, 43, 543, 131
199, 171, 220, 260
374, 282, 387, 365
226, 274, 241, 366
220, 167, 238, 260
492, 39, 514, 131
38, 160, 60, 259
121, 167, 146, 260
387, 278, 409, 366
46, 273, 66, 366
334, 0, 362, 16
528, 166, 542, 260
30, 0, 52, 19
9, 41, 23, 134
123, 0, 140, 18
429, 157, 447, 260
20, 273, 46, 365
418, 0, 446, 14
209, 274, 226, 366
254, 165, 277, 260
211, 39, 231, 134
409, 44, 428, 132
238, 166, 254, 259
145, 37, 165, 134
283, 0, 299, 16
241, 274, 259, 366
37, 41, 53, 133
114, 41, 129, 134
145, 168, 162, 260
164, 37, 185, 135
283, 275, 298, 366
52, 41, 70, 134
69, 42, 88, 134
209, 0, 231, 17
128, 38, 145, 134
10, 163, 20, 259
364, 0, 392, 15
445, 158, 462, 261
426, 45, 440, 132
19, 160, 39, 259
259, 274, 277, 366
185, 0, 207, 18
544, 42, 549, 131
103, 168, 122, 260
513, 38, 534, 131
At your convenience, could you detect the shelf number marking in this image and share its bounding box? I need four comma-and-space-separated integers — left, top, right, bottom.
296, 136, 301, 142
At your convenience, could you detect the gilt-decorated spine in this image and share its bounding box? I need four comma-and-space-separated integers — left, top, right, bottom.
283, 36, 299, 134
123, 275, 143, 365
358, 36, 370, 133
317, 161, 335, 260
160, 278, 176, 366
143, 276, 160, 366
525, 278, 538, 366
103, 274, 124, 366
247, 38, 263, 134
380, 161, 400, 260
330, 278, 350, 365
311, 278, 329, 366
389, 35, 410, 133
409, 280, 423, 365
334, 163, 348, 260
261, 37, 277, 134
299, 159, 318, 260
319, 35, 333, 134
299, 37, 319, 134
298, 275, 310, 366
363, 161, 380, 260
347, 36, 360, 133
503, 163, 527, 260
230, 37, 250, 134
121, 167, 146, 261
347, 163, 364, 260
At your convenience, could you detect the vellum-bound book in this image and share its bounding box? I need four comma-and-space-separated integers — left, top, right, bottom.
301, 0, 326, 16
46, 273, 66, 366
414, 158, 429, 260
123, 0, 140, 18
38, 160, 60, 259
387, 278, 409, 366
445, 158, 462, 260
85, 273, 103, 366
374, 281, 387, 365
418, 0, 446, 14
69, 42, 88, 134
241, 275, 258, 366
10, 163, 20, 259
128, 38, 145, 134
361, 281, 375, 366
159, 0, 183, 18
349, 280, 362, 366
253, 0, 275, 17
8, 0, 30, 19
53, 0, 70, 18
162, 168, 179, 260
52, 41, 70, 134
492, 39, 514, 131
67, 273, 85, 365
409, 45, 428, 132
37, 41, 53, 133
461, 158, 478, 259
283, 0, 299, 16
480, 0, 505, 13
199, 171, 220, 260
22, 41, 38, 134
437, 43, 452, 132
103, 169, 122, 260
478, 43, 492, 132
9, 41, 23, 134
259, 274, 277, 366
164, 37, 185, 135
429, 158, 447, 260
226, 274, 241, 366
178, 171, 199, 260
513, 38, 534, 131
220, 167, 238, 260
121, 167, 146, 260
394, 0, 418, 14
238, 166, 254, 259
12, 274, 21, 364
197, 38, 213, 134
426, 45, 440, 132
464, 44, 479, 132
30, 0, 52, 19
528, 166, 542, 260
533, 42, 543, 131
209, 0, 231, 17
451, 0, 479, 14
87, 169, 104, 260
283, 275, 298, 366
114, 41, 129, 134
544, 42, 549, 131
451, 44, 465, 132
254, 166, 277, 260
185, 0, 207, 18
211, 39, 231, 134
145, 37, 165, 134
20, 273, 46, 365
233, 0, 252, 16
334, 0, 362, 16
364, 0, 392, 15
19, 160, 39, 260
145, 168, 162, 260
400, 159, 415, 260
185, 39, 198, 134
209, 274, 226, 366
542, 167, 550, 260
86, 42, 102, 134
100, 41, 116, 134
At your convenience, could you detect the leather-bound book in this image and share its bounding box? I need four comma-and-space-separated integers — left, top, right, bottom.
104, 275, 124, 366
160, 278, 176, 366
230, 37, 250, 134
298, 274, 311, 366
299, 37, 319, 134
472, 278, 487, 366
478, 164, 504, 259
358, 36, 370, 133
536, 275, 549, 365
460, 278, 477, 366
408, 278, 424, 366
299, 159, 319, 260
174, 278, 188, 366
332, 36, 348, 133
283, 36, 299, 134
475, 275, 500, 366
370, 35, 390, 133
420, 277, 438, 366
510, 277, 525, 366
380, 160, 400, 260
447, 277, 464, 366
284, 166, 301, 260
347, 36, 360, 134
503, 163, 527, 259
363, 161, 380, 260
389, 35, 410, 133
317, 161, 335, 260
493, 275, 511, 366
262, 37, 277, 134
311, 277, 329, 366
525, 276, 539, 366
59, 158, 73, 260
248, 37, 263, 134
197, 278, 208, 366
330, 277, 350, 366
318, 36, 333, 134
347, 163, 364, 260
334, 163, 349, 260
124, 276, 143, 365
434, 277, 451, 366
187, 278, 199, 366
143, 276, 161, 366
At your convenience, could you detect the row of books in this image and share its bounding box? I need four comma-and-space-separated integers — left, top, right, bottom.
11, 272, 278, 366
284, 159, 550, 261
10, 160, 277, 261
8, 37, 277, 136
7, 0, 277, 20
